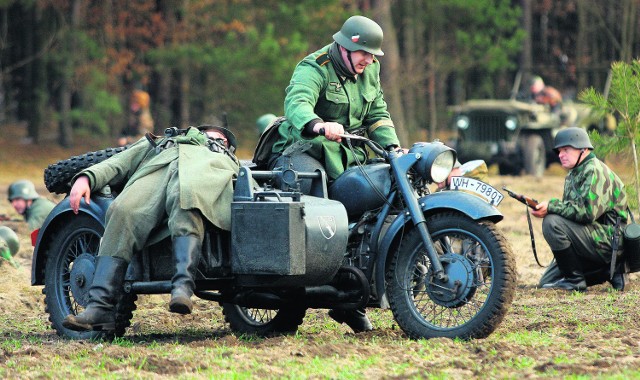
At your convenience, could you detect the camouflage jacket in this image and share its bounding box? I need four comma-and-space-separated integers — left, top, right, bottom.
547, 152, 628, 257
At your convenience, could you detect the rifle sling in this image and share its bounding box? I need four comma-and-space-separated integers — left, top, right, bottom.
526, 205, 547, 267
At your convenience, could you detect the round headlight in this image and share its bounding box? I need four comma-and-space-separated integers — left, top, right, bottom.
408, 142, 457, 183
505, 116, 517, 130
456, 116, 470, 130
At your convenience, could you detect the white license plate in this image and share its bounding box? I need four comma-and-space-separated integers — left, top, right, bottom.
449, 177, 504, 206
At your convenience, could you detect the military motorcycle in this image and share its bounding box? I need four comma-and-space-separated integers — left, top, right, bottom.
32, 132, 516, 340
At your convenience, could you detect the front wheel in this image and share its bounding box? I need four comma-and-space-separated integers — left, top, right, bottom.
386, 212, 516, 340
221, 303, 306, 337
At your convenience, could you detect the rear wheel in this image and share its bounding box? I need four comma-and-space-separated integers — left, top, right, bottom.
386, 212, 516, 340
221, 303, 306, 336
43, 214, 135, 339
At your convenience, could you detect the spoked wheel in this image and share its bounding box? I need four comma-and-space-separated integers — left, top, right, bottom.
386, 212, 516, 340
43, 214, 136, 339
221, 302, 306, 337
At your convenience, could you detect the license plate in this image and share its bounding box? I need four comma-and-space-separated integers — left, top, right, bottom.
449, 177, 504, 206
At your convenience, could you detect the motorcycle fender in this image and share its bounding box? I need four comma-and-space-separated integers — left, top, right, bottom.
373, 191, 503, 306
31, 195, 112, 286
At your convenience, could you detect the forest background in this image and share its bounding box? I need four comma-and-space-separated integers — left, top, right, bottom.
1, 0, 638, 152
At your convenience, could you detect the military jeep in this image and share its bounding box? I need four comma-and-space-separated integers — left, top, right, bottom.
450, 97, 614, 177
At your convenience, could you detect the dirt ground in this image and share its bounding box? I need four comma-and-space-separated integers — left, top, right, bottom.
1, 136, 639, 378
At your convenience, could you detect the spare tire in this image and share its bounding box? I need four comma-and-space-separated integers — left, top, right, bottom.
44, 146, 128, 194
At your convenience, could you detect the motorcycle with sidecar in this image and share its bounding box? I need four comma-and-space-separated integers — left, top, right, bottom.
31, 131, 516, 340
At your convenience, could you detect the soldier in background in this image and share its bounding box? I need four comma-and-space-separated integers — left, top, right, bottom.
256, 113, 277, 135
118, 89, 155, 146
530, 76, 563, 112
7, 180, 55, 231
0, 226, 20, 268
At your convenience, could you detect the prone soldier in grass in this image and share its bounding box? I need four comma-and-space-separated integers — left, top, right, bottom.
531, 127, 629, 291
7, 180, 55, 231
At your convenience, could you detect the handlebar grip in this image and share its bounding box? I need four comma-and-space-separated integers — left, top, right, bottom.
318, 128, 325, 136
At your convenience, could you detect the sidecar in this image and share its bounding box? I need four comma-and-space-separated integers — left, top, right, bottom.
31, 161, 354, 339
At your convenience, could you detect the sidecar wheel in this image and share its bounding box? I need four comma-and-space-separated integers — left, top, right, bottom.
221, 303, 306, 337
386, 212, 516, 340
44, 146, 128, 194
43, 215, 136, 339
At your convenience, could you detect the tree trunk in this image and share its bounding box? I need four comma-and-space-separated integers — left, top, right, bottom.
58, 0, 81, 147
372, 0, 408, 146
521, 0, 532, 78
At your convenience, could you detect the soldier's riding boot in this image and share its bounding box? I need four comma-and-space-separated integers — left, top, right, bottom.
328, 308, 373, 333
541, 247, 587, 292
62, 256, 128, 331
169, 235, 201, 315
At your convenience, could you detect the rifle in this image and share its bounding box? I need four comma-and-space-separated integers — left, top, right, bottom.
0, 214, 21, 222
502, 187, 539, 209
502, 187, 547, 267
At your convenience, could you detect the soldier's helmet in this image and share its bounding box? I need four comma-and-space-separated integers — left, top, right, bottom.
197, 125, 238, 153
256, 114, 277, 134
8, 180, 39, 201
333, 15, 385, 56
0, 226, 20, 256
554, 127, 594, 152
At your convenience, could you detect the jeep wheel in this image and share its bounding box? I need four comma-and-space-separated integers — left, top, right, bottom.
522, 134, 546, 177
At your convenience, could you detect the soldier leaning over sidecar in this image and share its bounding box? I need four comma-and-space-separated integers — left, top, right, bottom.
62, 125, 239, 332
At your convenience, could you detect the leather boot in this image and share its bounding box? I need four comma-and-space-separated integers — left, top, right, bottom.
169, 235, 201, 315
328, 308, 373, 333
609, 273, 628, 291
541, 247, 587, 292
62, 256, 128, 331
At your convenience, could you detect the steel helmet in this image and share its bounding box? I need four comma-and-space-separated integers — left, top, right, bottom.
554, 127, 594, 152
0, 226, 20, 256
8, 180, 39, 201
256, 114, 277, 134
332, 15, 384, 56
197, 125, 238, 153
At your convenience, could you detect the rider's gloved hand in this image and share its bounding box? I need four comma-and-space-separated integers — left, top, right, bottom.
314, 122, 344, 142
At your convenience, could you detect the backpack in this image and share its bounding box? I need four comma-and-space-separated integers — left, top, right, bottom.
252, 116, 286, 169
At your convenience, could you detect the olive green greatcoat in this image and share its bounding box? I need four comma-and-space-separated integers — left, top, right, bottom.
272, 44, 400, 180
25, 197, 55, 231
76, 128, 239, 260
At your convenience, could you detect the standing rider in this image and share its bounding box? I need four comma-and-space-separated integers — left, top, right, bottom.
268, 15, 402, 332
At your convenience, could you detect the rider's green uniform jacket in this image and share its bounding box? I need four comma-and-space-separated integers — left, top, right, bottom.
547, 152, 628, 258
77, 127, 239, 231
25, 197, 55, 231
272, 43, 400, 179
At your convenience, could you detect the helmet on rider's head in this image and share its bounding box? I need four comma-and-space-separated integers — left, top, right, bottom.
553, 127, 594, 152
256, 114, 277, 134
332, 15, 384, 56
8, 180, 39, 201
0, 226, 20, 256
198, 125, 238, 153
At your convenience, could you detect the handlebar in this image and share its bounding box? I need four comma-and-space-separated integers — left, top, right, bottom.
318, 127, 386, 157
